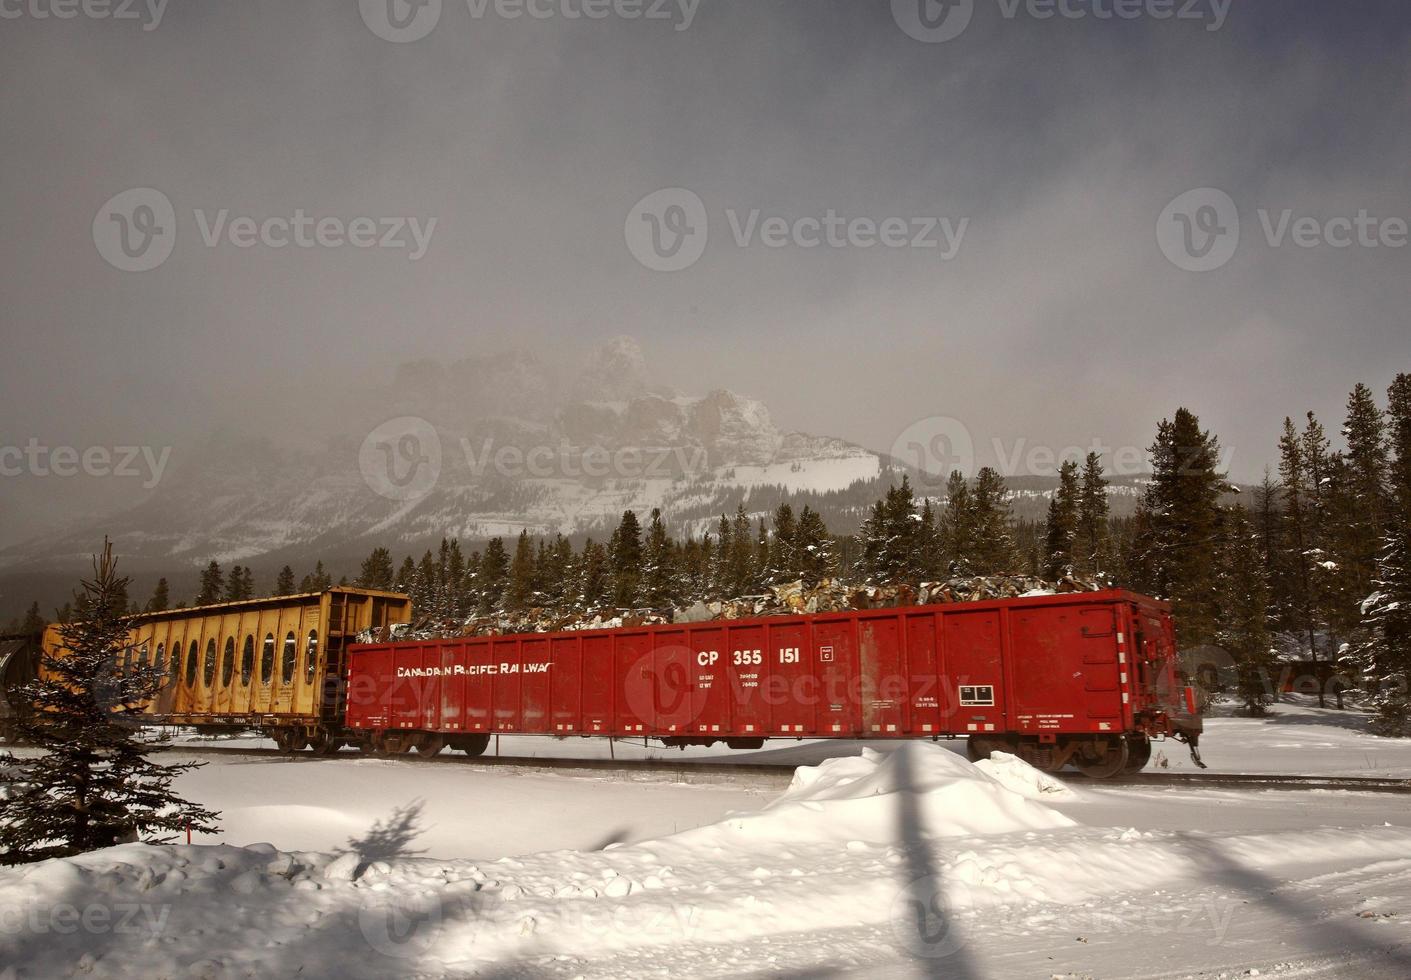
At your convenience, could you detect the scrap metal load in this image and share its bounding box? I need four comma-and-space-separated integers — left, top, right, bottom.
358, 572, 1108, 644
345, 588, 1204, 778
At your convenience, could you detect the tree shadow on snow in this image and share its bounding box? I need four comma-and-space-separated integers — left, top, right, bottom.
1184, 835, 1411, 976
347, 799, 428, 877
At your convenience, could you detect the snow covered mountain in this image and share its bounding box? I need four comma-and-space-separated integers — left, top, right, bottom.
0, 339, 882, 590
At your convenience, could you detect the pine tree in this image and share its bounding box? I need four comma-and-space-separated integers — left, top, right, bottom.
0, 541, 219, 863
357, 547, 395, 590
195, 561, 224, 606
640, 509, 679, 607
878, 475, 922, 585
145, 578, 170, 613
392, 557, 415, 594
917, 499, 941, 580
796, 506, 834, 587
20, 602, 47, 635
411, 551, 438, 618
1357, 373, 1411, 734
1042, 460, 1081, 579
1217, 505, 1276, 715
1075, 452, 1111, 576
710, 514, 734, 598
1275, 416, 1331, 705
505, 531, 536, 612
859, 499, 889, 584
224, 566, 252, 602
275, 565, 296, 596
971, 467, 1018, 575
1332, 383, 1390, 636
477, 539, 509, 614
609, 510, 644, 607
577, 538, 609, 610
938, 470, 977, 575
768, 503, 798, 584
1129, 409, 1225, 648
728, 504, 754, 596
299, 561, 332, 593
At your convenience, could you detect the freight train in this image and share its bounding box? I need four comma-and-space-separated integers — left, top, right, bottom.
10, 587, 1204, 777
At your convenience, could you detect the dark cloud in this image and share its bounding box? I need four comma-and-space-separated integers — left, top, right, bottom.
2, 0, 1409, 544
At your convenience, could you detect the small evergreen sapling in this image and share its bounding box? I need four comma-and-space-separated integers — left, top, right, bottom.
0, 540, 219, 864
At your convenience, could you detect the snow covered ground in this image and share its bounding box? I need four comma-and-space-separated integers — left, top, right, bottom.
4, 701, 1411, 979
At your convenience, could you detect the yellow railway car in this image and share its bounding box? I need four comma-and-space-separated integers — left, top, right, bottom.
40, 587, 410, 753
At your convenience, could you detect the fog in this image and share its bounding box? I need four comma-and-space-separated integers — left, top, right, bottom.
2, 0, 1409, 548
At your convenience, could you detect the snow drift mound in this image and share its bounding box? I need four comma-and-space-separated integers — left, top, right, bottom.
974, 750, 1076, 800
683, 742, 1076, 847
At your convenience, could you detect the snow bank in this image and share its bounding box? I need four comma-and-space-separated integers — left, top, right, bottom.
974, 750, 1076, 800
673, 742, 1075, 848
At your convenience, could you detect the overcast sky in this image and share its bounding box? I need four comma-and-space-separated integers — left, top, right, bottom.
2, 0, 1409, 544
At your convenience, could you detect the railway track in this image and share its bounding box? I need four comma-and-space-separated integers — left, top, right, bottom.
152, 743, 1411, 793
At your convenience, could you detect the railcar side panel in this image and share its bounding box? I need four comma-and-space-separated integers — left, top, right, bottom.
581, 635, 613, 734
942, 608, 1006, 736
902, 611, 942, 735
769, 621, 811, 736
549, 636, 581, 734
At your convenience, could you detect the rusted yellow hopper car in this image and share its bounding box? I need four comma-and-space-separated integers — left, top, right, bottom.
40, 587, 410, 753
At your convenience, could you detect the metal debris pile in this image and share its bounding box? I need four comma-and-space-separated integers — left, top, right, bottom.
356, 572, 1106, 643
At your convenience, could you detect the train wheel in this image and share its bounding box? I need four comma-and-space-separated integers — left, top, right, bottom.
1122, 736, 1152, 774
411, 735, 445, 759
451, 734, 490, 757
373, 733, 412, 757
308, 732, 343, 756
1074, 738, 1130, 779
273, 729, 307, 753
358, 738, 382, 757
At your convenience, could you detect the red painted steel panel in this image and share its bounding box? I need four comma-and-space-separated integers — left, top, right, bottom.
520, 637, 551, 733
725, 624, 766, 737
614, 633, 652, 734
464, 639, 493, 732
491, 638, 521, 732
639, 629, 696, 737
581, 635, 613, 733
859, 616, 904, 736
810, 618, 859, 735
688, 626, 729, 736
343, 591, 1188, 746
903, 611, 943, 734
767, 621, 811, 734
1009, 603, 1123, 733
549, 636, 581, 734
942, 609, 1006, 735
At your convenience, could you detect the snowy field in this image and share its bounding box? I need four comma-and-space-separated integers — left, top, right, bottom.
3, 701, 1411, 979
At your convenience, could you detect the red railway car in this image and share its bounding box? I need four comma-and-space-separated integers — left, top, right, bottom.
343, 589, 1204, 778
